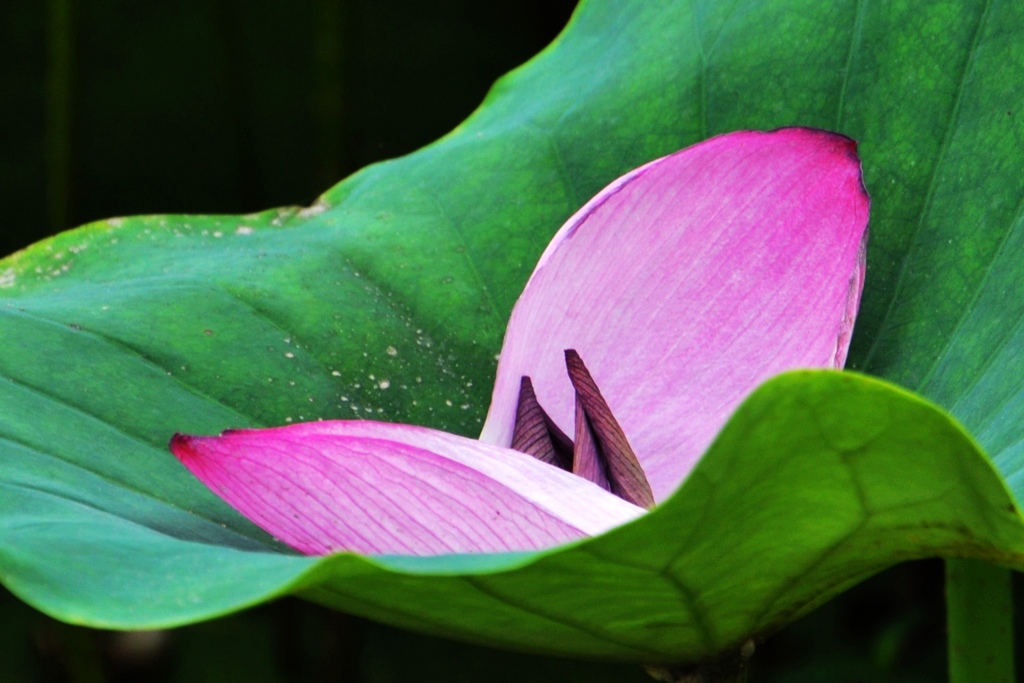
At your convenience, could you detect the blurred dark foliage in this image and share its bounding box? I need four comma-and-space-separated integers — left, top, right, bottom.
0, 0, 1007, 681
0, 0, 575, 256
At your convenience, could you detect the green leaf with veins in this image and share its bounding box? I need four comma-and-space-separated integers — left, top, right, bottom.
2, 0, 1024, 665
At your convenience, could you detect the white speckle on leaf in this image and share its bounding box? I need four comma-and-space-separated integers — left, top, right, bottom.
378, 379, 390, 390
331, 370, 341, 377
284, 352, 294, 358
0, 269, 15, 289
298, 199, 330, 218
235, 225, 254, 235
386, 345, 398, 356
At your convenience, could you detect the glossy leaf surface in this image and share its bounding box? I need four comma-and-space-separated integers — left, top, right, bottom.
3, 0, 1024, 665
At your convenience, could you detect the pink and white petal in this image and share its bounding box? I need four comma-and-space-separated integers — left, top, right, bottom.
171, 421, 644, 556
481, 128, 870, 501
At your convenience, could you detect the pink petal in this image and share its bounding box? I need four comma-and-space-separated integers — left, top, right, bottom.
171, 421, 644, 556
481, 128, 870, 501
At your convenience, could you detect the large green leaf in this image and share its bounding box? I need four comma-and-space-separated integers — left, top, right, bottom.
3, 0, 1024, 667
4, 372, 1022, 663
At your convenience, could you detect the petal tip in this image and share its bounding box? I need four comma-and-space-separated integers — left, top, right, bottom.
169, 432, 212, 463
778, 126, 870, 201
169, 432, 194, 458
773, 125, 857, 149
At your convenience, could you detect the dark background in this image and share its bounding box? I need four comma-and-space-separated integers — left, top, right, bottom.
1, 0, 575, 256
0, 0, 980, 680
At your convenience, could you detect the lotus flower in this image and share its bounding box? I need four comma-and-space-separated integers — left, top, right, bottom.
170, 128, 869, 557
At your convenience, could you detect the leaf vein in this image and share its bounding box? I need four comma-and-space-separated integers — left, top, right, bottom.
858, 0, 994, 375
